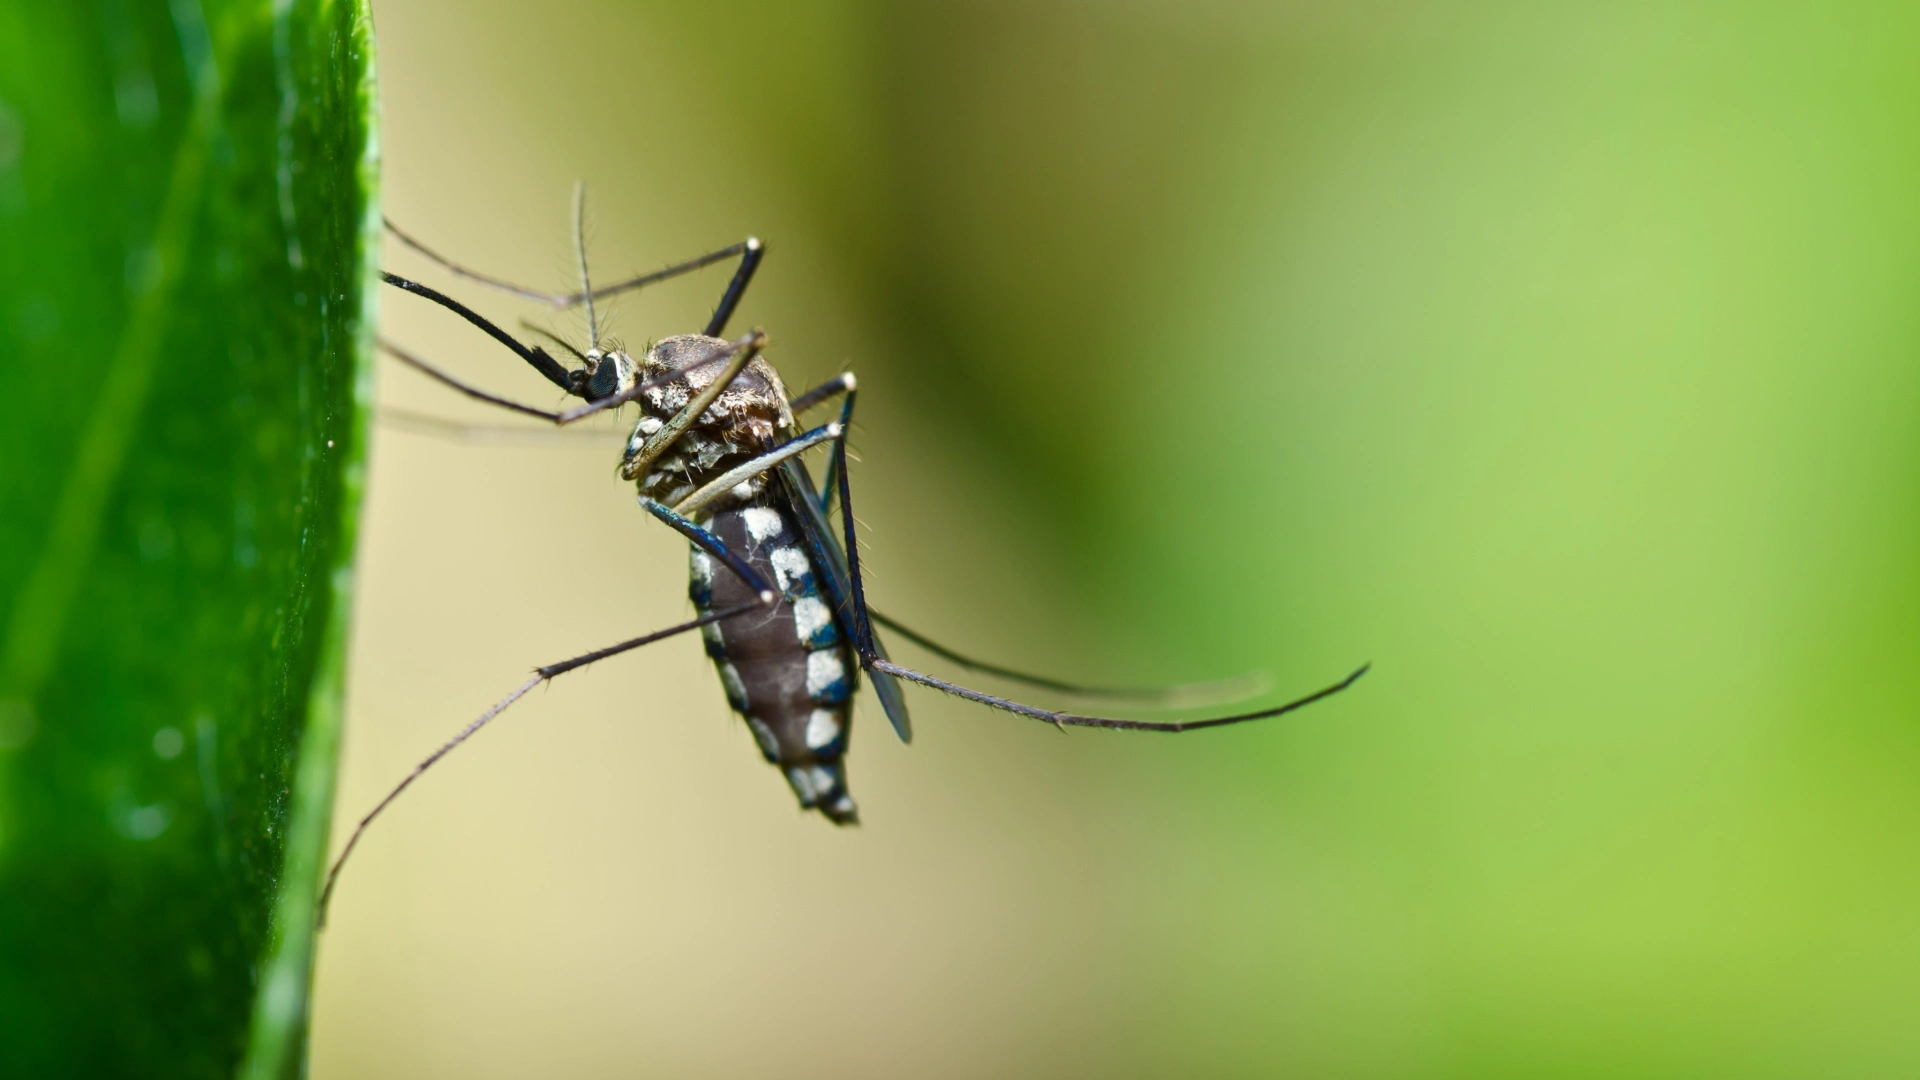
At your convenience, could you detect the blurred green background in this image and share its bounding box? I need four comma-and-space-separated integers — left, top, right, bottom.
315, 1, 1920, 1077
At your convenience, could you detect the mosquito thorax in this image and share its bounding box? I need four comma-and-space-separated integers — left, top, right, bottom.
641, 335, 794, 438
626, 334, 797, 505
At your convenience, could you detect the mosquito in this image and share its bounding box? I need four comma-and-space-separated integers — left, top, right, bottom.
317, 186, 1368, 923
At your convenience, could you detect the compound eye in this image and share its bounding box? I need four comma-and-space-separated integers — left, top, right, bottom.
586, 351, 636, 400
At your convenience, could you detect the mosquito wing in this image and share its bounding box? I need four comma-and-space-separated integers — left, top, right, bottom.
777, 457, 913, 743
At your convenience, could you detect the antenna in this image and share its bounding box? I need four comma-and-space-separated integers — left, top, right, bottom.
572, 181, 599, 351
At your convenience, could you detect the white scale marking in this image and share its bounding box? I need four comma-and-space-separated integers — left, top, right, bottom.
806, 650, 845, 697
742, 506, 784, 542
786, 766, 817, 803
805, 708, 842, 750
718, 662, 749, 709
792, 596, 832, 644
808, 766, 837, 797
689, 549, 715, 590
769, 547, 810, 592
746, 717, 780, 760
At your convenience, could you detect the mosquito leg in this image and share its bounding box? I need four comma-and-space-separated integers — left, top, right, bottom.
788, 372, 855, 417
667, 421, 844, 520
564, 241, 758, 308
314, 591, 771, 922
816, 436, 847, 515
865, 609, 1272, 708
386, 216, 756, 310
383, 271, 575, 391
381, 339, 565, 422
702, 238, 765, 337
640, 500, 777, 600
385, 217, 573, 304
825, 429, 1370, 732
871, 653, 1368, 732
780, 373, 857, 507
377, 407, 621, 447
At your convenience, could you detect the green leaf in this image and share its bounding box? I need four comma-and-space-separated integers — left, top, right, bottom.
0, 1, 376, 1076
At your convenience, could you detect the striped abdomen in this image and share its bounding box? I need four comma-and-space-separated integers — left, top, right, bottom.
690, 498, 858, 824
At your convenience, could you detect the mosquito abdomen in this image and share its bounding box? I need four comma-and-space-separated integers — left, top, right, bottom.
691, 499, 858, 824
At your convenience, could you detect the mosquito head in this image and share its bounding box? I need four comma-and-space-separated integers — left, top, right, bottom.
573, 347, 637, 401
